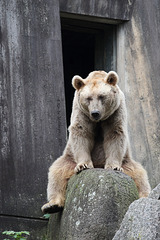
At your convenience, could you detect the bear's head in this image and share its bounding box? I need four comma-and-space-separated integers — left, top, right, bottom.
72, 71, 122, 122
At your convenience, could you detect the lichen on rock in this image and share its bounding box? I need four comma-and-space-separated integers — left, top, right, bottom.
48, 169, 139, 240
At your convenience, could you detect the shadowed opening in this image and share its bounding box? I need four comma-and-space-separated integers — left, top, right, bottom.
61, 17, 116, 126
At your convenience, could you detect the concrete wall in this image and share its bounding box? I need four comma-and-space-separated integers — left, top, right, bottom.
117, 0, 160, 188
0, 0, 66, 239
60, 0, 135, 22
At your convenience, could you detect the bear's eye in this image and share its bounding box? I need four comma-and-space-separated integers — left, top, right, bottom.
87, 97, 93, 101
98, 95, 105, 101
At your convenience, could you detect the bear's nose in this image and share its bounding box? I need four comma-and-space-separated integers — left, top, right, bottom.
91, 110, 101, 120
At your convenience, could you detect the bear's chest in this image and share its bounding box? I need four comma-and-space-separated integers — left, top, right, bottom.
94, 122, 104, 143
91, 122, 105, 168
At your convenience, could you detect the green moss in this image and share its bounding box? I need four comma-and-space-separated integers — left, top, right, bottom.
48, 169, 139, 240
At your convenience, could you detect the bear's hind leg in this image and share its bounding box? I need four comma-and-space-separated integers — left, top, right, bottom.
122, 159, 151, 198
41, 155, 76, 214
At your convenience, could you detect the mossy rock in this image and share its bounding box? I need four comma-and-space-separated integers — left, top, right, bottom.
47, 169, 139, 240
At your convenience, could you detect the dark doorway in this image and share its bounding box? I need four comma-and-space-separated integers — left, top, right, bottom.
61, 18, 116, 126
62, 29, 95, 126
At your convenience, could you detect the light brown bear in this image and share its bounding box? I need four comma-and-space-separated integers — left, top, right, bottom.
42, 70, 151, 214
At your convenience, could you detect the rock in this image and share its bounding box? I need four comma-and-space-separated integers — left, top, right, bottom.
47, 169, 139, 240
148, 183, 160, 200
113, 183, 160, 240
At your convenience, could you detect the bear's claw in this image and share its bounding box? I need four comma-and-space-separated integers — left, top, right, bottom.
75, 163, 88, 173
74, 162, 93, 173
105, 164, 123, 172
41, 203, 63, 214
113, 167, 123, 171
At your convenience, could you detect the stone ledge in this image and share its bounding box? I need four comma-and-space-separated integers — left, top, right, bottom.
60, 0, 136, 23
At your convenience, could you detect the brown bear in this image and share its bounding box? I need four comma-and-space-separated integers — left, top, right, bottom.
41, 70, 151, 214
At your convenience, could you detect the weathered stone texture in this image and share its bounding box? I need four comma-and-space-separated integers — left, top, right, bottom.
60, 0, 135, 22
48, 169, 139, 240
113, 184, 160, 240
117, 0, 160, 189
149, 183, 160, 200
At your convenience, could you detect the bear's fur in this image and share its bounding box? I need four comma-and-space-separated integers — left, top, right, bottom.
41, 70, 151, 214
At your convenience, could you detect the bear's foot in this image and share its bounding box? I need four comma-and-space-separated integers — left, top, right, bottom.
74, 162, 93, 173
105, 164, 123, 172
41, 202, 63, 214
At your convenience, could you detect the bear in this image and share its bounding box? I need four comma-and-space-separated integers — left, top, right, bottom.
41, 70, 151, 214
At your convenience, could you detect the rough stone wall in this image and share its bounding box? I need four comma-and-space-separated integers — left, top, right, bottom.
117, 0, 160, 188
60, 0, 135, 21
0, 0, 66, 239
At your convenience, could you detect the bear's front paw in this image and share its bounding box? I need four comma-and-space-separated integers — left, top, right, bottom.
105, 164, 123, 172
74, 162, 93, 174
41, 202, 63, 214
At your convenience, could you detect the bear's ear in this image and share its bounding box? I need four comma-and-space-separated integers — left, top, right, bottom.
72, 75, 85, 90
106, 71, 119, 86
